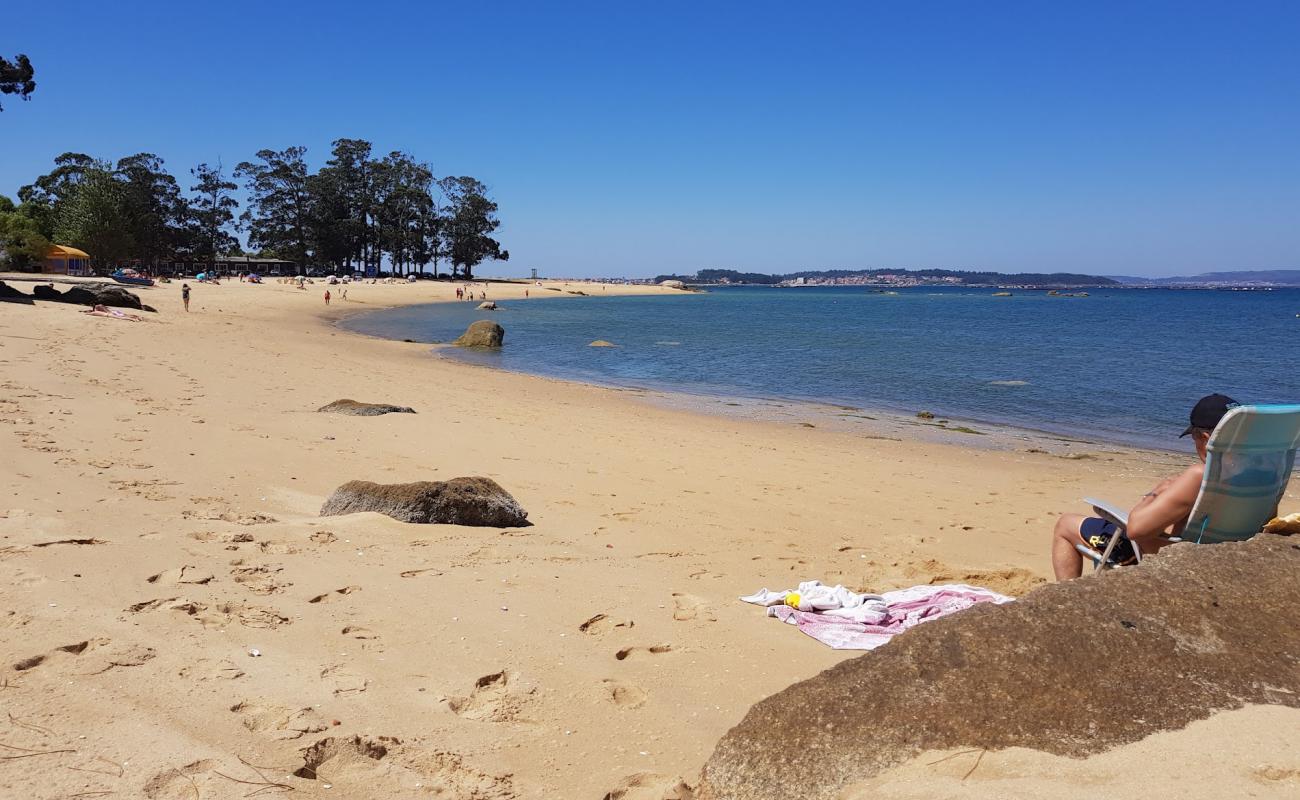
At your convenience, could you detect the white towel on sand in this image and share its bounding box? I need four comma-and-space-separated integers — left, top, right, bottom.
740, 580, 890, 624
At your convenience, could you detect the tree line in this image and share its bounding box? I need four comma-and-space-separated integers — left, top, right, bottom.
0, 138, 508, 278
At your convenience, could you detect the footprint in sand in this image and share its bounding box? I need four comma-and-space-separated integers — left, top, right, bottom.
671, 592, 715, 622
1, 611, 34, 629
579, 613, 634, 635
143, 759, 218, 800
140, 599, 289, 630
189, 530, 254, 544
177, 658, 246, 681
12, 639, 105, 672
448, 670, 533, 722
146, 565, 214, 585
13, 638, 154, 675
230, 700, 329, 739
294, 735, 395, 780
602, 679, 648, 709
602, 771, 694, 799
309, 585, 361, 604
230, 564, 291, 595
615, 644, 673, 661
310, 530, 338, 544
341, 625, 383, 651
321, 664, 370, 696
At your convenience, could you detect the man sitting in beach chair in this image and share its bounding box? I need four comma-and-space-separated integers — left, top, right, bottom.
1050, 394, 1238, 580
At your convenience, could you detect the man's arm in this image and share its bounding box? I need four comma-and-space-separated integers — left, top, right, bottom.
1125, 465, 1203, 544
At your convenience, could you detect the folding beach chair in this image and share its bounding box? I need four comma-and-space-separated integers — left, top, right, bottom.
1077, 404, 1300, 571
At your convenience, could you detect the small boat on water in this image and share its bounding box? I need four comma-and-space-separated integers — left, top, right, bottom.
992, 291, 1012, 296
111, 268, 154, 287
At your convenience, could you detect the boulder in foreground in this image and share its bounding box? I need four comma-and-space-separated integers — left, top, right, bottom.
453, 320, 504, 347
317, 399, 415, 416
696, 534, 1300, 800
320, 477, 528, 527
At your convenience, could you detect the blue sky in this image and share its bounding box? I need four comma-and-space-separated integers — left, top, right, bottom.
3, 1, 1298, 277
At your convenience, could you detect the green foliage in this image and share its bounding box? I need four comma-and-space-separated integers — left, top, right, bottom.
116, 153, 190, 267
235, 147, 313, 266
437, 176, 507, 280
190, 162, 239, 260
0, 195, 51, 270
52, 160, 136, 265
10, 142, 509, 276
0, 53, 35, 111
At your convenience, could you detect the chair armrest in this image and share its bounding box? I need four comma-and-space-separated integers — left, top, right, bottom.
1083, 497, 1129, 528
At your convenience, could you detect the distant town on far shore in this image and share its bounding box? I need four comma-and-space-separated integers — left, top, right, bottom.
650, 267, 1300, 289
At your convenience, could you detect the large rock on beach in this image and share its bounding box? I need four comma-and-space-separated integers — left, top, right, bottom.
26, 281, 155, 312
0, 281, 34, 304
696, 534, 1300, 800
320, 477, 529, 527
62, 283, 150, 310
453, 320, 505, 347
317, 399, 415, 416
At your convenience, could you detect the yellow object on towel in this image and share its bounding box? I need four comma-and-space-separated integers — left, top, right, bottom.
785, 592, 801, 609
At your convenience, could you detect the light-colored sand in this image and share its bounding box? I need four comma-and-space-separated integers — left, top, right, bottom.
1, 277, 1295, 798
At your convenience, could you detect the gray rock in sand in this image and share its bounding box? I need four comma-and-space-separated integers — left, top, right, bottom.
320, 477, 529, 527
317, 399, 416, 416
453, 320, 505, 347
694, 533, 1300, 800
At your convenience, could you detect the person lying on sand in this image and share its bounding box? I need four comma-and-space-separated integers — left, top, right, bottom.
81, 304, 144, 322
1050, 393, 1238, 580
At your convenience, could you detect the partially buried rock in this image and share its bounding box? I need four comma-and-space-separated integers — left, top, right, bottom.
477, 301, 498, 310
320, 477, 529, 527
453, 320, 504, 347
695, 534, 1300, 800
317, 399, 415, 416
589, 340, 617, 348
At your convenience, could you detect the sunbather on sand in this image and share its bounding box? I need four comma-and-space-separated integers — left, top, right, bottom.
1050, 394, 1238, 580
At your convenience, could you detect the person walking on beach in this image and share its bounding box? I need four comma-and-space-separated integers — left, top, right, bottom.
1049, 394, 1238, 580
324, 289, 331, 306
181, 282, 191, 312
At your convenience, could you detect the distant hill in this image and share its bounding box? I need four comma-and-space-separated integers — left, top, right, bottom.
653, 268, 1117, 288
1108, 270, 1300, 286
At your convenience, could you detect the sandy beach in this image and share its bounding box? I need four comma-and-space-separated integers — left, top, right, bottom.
3, 278, 1297, 799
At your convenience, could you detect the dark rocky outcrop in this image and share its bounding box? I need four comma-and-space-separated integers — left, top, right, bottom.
696, 534, 1300, 800
0, 282, 34, 304
317, 399, 415, 416
320, 477, 529, 527
453, 320, 504, 347
62, 283, 152, 310
20, 282, 155, 312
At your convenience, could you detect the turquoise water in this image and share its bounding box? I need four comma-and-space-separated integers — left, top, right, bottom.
343, 286, 1300, 448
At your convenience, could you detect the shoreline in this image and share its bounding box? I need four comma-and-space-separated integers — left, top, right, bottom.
340, 295, 1184, 457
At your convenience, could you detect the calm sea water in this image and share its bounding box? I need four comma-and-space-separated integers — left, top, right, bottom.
343, 286, 1300, 448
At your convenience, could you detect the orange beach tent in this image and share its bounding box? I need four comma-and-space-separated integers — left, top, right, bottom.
43, 245, 92, 276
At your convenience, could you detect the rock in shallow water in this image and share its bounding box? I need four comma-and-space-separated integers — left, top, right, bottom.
320, 477, 528, 527
453, 320, 504, 347
316, 399, 415, 416
695, 534, 1300, 800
